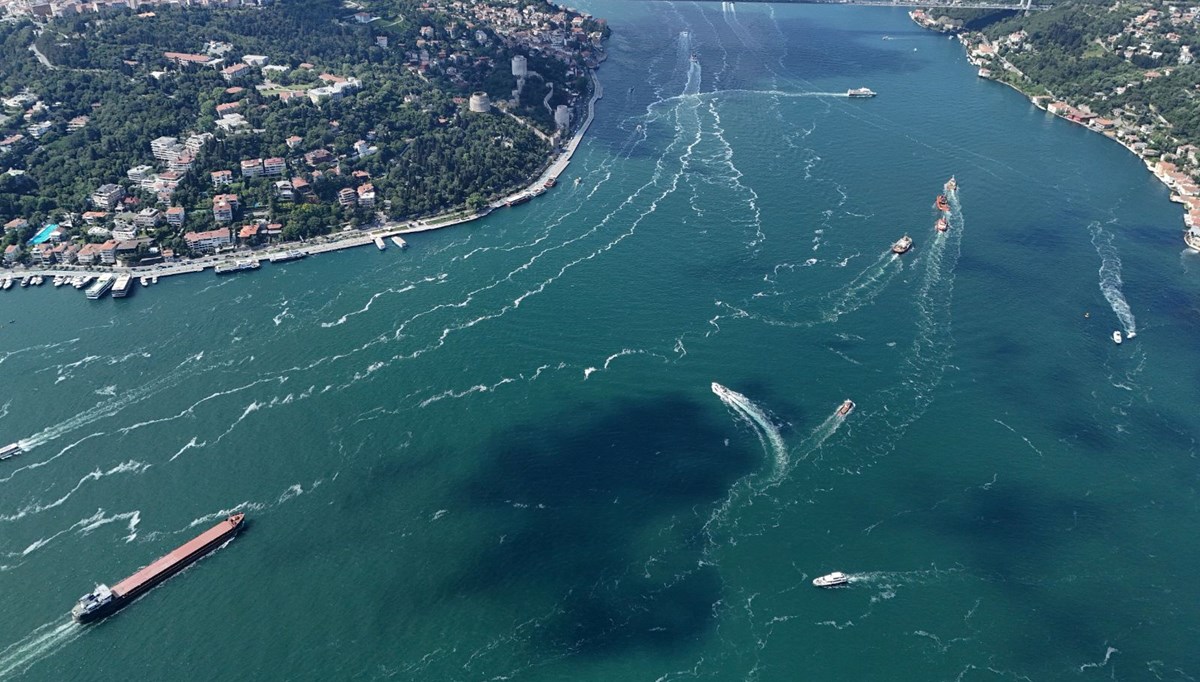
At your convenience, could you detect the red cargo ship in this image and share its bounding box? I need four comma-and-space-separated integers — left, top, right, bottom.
71, 513, 245, 623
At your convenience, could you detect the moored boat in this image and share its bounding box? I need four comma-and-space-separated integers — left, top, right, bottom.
1, 277, 11, 290
85, 274, 115, 299
891, 235, 913, 254
390, 236, 408, 249
72, 513, 245, 623
935, 217, 948, 232
1185, 227, 1200, 252
847, 87, 876, 98
838, 399, 855, 417
544, 176, 557, 189
374, 236, 386, 250
1112, 330, 1123, 345
813, 571, 850, 587
19, 276, 30, 287
140, 276, 150, 287
935, 194, 950, 212
111, 273, 133, 298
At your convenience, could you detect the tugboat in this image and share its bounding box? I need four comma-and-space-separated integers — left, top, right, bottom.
944, 176, 957, 193
935, 194, 951, 212
935, 217, 949, 232
813, 571, 850, 588
891, 235, 913, 254
837, 399, 855, 417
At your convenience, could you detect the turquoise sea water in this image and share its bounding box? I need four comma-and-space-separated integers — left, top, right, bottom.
3, 3, 1200, 679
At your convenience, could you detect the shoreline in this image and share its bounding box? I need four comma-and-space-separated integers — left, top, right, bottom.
913, 13, 1199, 246
0, 70, 605, 287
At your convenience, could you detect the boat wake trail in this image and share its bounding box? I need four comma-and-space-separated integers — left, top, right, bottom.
1088, 220, 1137, 338
0, 617, 83, 679
711, 382, 787, 481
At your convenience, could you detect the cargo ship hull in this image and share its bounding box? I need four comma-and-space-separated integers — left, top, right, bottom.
72, 514, 244, 623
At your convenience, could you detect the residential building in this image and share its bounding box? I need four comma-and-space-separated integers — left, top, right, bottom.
150, 135, 184, 162
169, 153, 194, 173
263, 157, 286, 176
213, 199, 234, 223
357, 183, 375, 208
81, 211, 108, 225
241, 158, 264, 177
305, 149, 334, 166
242, 55, 269, 67
184, 228, 232, 252
32, 243, 55, 266
221, 63, 252, 82
135, 207, 162, 228
286, 135, 303, 149
97, 240, 118, 264
3, 244, 18, 264
216, 113, 249, 132
164, 51, 219, 68
166, 206, 186, 227
52, 243, 77, 264
211, 169, 234, 186
338, 187, 358, 207
275, 180, 294, 201
3, 217, 28, 233
238, 223, 261, 242
127, 164, 155, 183
216, 101, 242, 116
91, 183, 125, 210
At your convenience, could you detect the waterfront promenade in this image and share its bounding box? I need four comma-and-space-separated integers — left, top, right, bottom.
0, 71, 605, 288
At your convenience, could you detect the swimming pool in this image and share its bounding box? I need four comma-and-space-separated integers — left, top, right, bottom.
29, 224, 57, 245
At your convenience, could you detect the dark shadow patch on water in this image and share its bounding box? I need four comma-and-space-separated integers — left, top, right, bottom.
439, 392, 757, 657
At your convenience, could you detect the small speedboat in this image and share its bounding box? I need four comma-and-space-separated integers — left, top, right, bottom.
945, 176, 957, 193
935, 217, 948, 232
892, 235, 913, 254
574, 177, 582, 186
935, 194, 950, 212
813, 571, 850, 588
1112, 330, 1123, 345
838, 399, 855, 417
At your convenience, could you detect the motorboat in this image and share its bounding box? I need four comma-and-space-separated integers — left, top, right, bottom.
1112, 331, 1123, 345
838, 399, 855, 417
891, 235, 913, 254
935, 217, 948, 232
935, 194, 950, 212
813, 572, 850, 588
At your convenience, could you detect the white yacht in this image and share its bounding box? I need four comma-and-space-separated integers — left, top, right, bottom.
812, 572, 850, 588
1112, 331, 1123, 345
390, 236, 408, 249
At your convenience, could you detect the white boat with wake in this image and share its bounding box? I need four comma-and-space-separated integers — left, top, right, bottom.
1112, 330, 1123, 345
0, 442, 22, 461
847, 87, 876, 98
813, 571, 850, 587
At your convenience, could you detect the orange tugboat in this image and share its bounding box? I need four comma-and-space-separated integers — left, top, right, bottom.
935, 217, 948, 232
935, 194, 950, 212
71, 513, 245, 623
